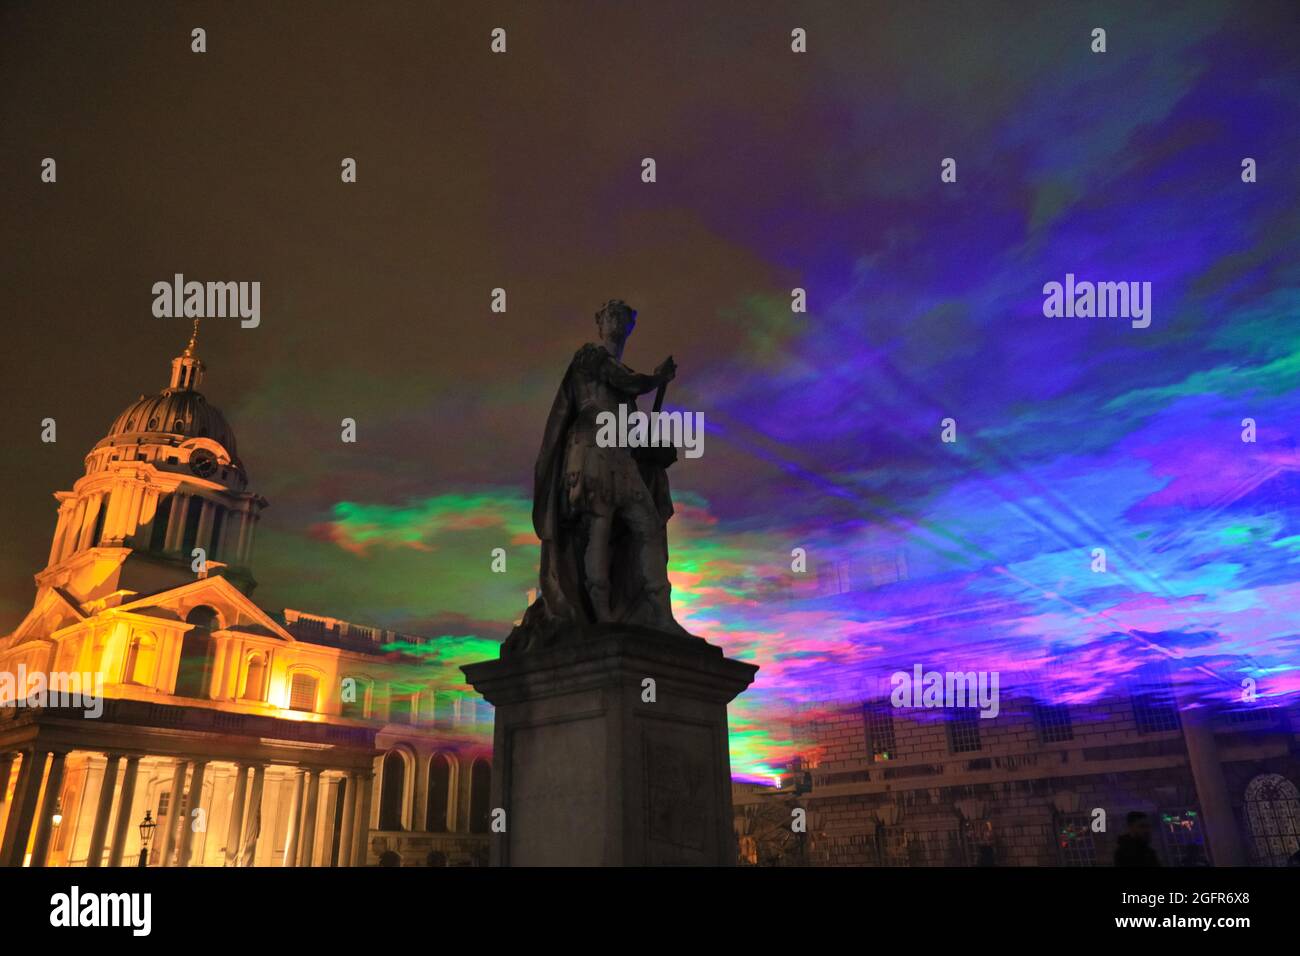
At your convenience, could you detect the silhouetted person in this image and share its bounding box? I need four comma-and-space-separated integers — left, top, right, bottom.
1287, 847, 1300, 867
1114, 811, 1161, 867
1179, 844, 1209, 867
976, 845, 997, 866
379, 849, 402, 867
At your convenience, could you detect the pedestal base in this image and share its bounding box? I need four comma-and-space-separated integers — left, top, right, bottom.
463, 625, 757, 866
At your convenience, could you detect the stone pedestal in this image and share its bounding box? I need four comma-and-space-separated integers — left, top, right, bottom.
463, 625, 757, 866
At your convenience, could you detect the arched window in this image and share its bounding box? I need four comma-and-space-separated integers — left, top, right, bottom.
242, 653, 267, 701
1245, 773, 1300, 866
122, 632, 158, 686
379, 751, 406, 831
288, 672, 319, 712
426, 754, 452, 833
174, 607, 219, 698
469, 758, 491, 834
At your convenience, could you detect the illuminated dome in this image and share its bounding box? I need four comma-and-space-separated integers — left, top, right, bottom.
88, 321, 247, 488
104, 389, 237, 455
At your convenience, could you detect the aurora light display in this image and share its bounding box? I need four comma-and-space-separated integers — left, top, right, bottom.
1, 2, 1296, 787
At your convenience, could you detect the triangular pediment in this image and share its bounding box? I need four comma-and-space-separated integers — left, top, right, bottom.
4, 587, 87, 647
115, 574, 296, 642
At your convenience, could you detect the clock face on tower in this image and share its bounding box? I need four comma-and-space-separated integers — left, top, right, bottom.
189, 448, 218, 478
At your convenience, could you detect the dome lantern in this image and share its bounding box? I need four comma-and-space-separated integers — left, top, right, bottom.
169, 319, 205, 391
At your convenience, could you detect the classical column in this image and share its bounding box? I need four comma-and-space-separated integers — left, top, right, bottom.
223, 765, 250, 867
0, 750, 46, 866
241, 765, 267, 866
0, 752, 14, 843
282, 770, 306, 867
135, 488, 159, 549
351, 773, 374, 866
77, 494, 102, 550
297, 770, 322, 867
106, 755, 141, 867
158, 759, 189, 866
121, 481, 144, 544
337, 773, 356, 867
47, 504, 72, 565
197, 499, 216, 553
413, 751, 430, 834
64, 499, 87, 559
101, 483, 127, 544
85, 754, 122, 867
29, 751, 67, 867
0, 752, 14, 804
1180, 703, 1247, 866
177, 760, 208, 866
233, 507, 252, 566
242, 513, 260, 566
164, 493, 188, 553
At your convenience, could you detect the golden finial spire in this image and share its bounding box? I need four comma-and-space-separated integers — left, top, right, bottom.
168, 319, 205, 390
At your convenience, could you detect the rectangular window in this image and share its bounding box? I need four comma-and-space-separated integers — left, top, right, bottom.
863, 699, 897, 760
1035, 702, 1074, 743
389, 695, 416, 724
1158, 809, 1206, 865
289, 673, 318, 712
1132, 667, 1180, 734
1056, 813, 1098, 866
947, 708, 982, 753
340, 679, 367, 719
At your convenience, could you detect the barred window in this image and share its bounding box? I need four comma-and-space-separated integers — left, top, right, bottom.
1228, 705, 1278, 727
947, 708, 982, 753
1132, 673, 1180, 734
1056, 813, 1097, 866
1159, 809, 1206, 865
863, 700, 897, 760
1035, 702, 1074, 743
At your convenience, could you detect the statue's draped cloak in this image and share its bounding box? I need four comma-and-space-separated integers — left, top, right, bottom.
505, 345, 675, 654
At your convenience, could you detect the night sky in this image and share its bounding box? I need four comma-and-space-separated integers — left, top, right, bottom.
2, 1, 1297, 780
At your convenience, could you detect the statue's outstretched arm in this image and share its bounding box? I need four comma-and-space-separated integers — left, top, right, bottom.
600, 355, 661, 395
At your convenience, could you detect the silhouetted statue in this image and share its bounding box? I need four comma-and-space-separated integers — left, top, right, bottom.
505, 300, 690, 655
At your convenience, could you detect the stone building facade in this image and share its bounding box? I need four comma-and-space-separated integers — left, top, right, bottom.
0, 325, 492, 867
735, 680, 1300, 867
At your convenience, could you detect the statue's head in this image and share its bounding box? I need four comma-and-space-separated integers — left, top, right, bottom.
595, 299, 637, 344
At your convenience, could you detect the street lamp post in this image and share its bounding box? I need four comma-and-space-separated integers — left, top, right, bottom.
138, 810, 157, 868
